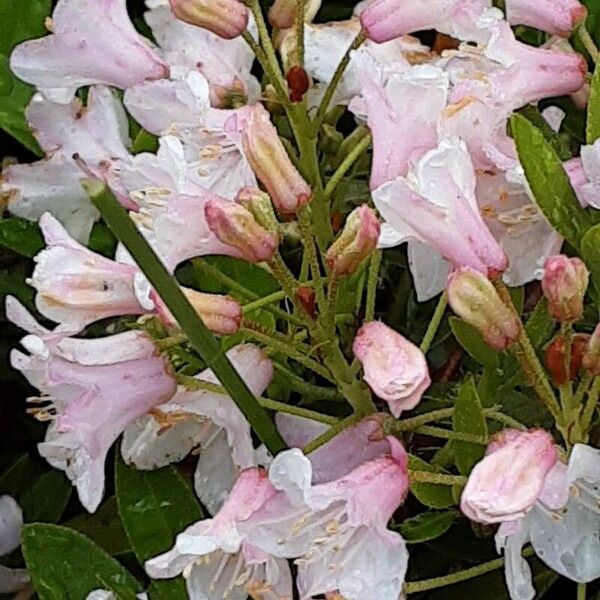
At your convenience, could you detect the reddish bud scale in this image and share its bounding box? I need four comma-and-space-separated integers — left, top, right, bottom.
296, 287, 317, 319
287, 66, 310, 102
545, 333, 590, 385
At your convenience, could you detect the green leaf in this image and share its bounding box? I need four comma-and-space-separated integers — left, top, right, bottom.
132, 128, 159, 154
22, 524, 142, 600
0, 217, 44, 257
397, 510, 457, 544
581, 224, 600, 300
449, 317, 499, 369
452, 377, 488, 475
588, 59, 600, 144
20, 471, 71, 523
0, 454, 45, 499
408, 455, 456, 509
511, 113, 596, 252
518, 105, 571, 160
115, 457, 202, 599
525, 298, 555, 351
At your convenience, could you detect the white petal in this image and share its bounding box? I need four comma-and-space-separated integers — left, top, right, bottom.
0, 496, 23, 556
496, 520, 535, 600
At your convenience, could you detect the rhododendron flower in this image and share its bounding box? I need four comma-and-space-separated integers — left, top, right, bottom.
7, 298, 176, 512
504, 0, 587, 37
0, 496, 29, 594
352, 322, 430, 416
461, 429, 558, 524
146, 468, 292, 600
30, 214, 146, 332
122, 344, 273, 515
10, 0, 167, 104
374, 138, 508, 277
565, 139, 600, 210
239, 437, 410, 600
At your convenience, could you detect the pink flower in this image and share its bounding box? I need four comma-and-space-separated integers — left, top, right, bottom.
461, 429, 558, 524
169, 0, 249, 39
239, 437, 410, 600
146, 468, 292, 600
10, 0, 167, 104
30, 214, 146, 332
542, 255, 589, 323
353, 322, 430, 416
231, 103, 312, 216
505, 0, 587, 37
374, 138, 508, 277
7, 298, 176, 512
564, 140, 600, 210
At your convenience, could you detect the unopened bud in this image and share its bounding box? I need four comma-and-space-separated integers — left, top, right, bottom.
240, 103, 312, 216
287, 66, 310, 102
545, 333, 589, 385
447, 267, 521, 351
169, 0, 249, 39
542, 255, 589, 323
269, 0, 296, 29
326, 206, 380, 276
583, 324, 600, 376
235, 187, 279, 235
152, 288, 242, 335
205, 198, 278, 263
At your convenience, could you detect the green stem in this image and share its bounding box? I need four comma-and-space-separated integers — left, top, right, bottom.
578, 25, 598, 63
484, 409, 528, 430
156, 333, 188, 350
420, 291, 448, 354
302, 414, 360, 453
273, 362, 344, 400
408, 470, 467, 486
296, 0, 306, 65
581, 376, 600, 435
242, 290, 286, 315
365, 250, 382, 322
323, 132, 372, 201
578, 583, 587, 600
415, 425, 488, 445
176, 374, 339, 425
86, 180, 285, 453
312, 30, 366, 133
404, 548, 534, 594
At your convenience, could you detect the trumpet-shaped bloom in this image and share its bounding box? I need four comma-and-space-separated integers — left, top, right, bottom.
504, 0, 587, 37
373, 138, 507, 277
146, 468, 293, 600
10, 0, 167, 104
239, 437, 410, 600
0, 496, 29, 594
7, 298, 176, 512
30, 214, 146, 331
352, 322, 430, 416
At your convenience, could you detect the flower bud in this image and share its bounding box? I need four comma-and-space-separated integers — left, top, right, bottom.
151, 288, 242, 335
204, 198, 278, 263
461, 429, 558, 523
326, 206, 380, 276
235, 187, 279, 235
353, 321, 431, 417
237, 103, 312, 216
542, 255, 589, 323
505, 0, 587, 37
583, 324, 600, 376
545, 333, 590, 385
269, 0, 297, 29
447, 267, 521, 351
287, 65, 310, 102
169, 0, 249, 39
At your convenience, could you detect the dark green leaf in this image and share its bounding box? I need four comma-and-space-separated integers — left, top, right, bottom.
20, 471, 71, 523
588, 60, 600, 144
408, 455, 456, 509
397, 510, 457, 544
525, 298, 555, 351
452, 377, 488, 475
22, 524, 142, 599
115, 457, 202, 599
449, 317, 499, 369
581, 224, 600, 300
511, 113, 596, 252
0, 218, 44, 257
0, 454, 45, 499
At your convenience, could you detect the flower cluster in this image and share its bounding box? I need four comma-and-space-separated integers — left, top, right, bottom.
2, 0, 600, 598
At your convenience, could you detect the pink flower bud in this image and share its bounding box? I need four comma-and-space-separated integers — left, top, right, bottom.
505, 0, 587, 37
353, 321, 431, 417
235, 187, 279, 235
233, 104, 312, 216
583, 324, 600, 376
205, 198, 278, 263
542, 255, 589, 323
326, 205, 380, 276
169, 0, 249, 39
269, 0, 297, 29
447, 267, 521, 351
461, 429, 558, 523
152, 288, 242, 335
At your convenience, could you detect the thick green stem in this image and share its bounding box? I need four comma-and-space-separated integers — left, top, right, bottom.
420, 292, 448, 354
408, 470, 467, 486
302, 414, 360, 454
296, 0, 306, 65
365, 250, 382, 322
578, 25, 598, 63
86, 180, 285, 454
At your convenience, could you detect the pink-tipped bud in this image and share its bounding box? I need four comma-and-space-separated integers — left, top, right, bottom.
239, 104, 312, 216
235, 187, 279, 235
583, 324, 600, 376
205, 199, 278, 263
169, 0, 249, 39
505, 0, 587, 37
542, 255, 589, 323
152, 288, 242, 335
326, 205, 380, 276
447, 267, 521, 351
